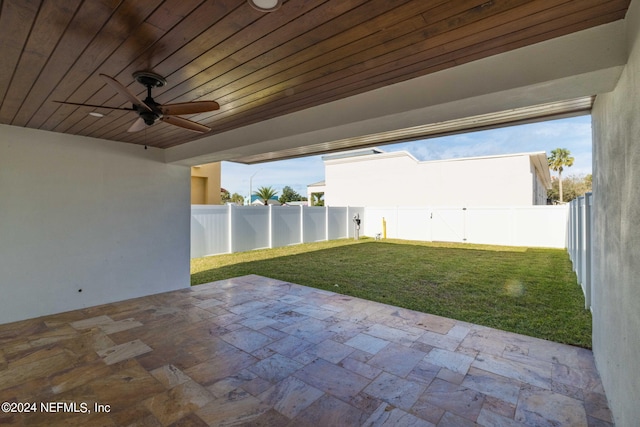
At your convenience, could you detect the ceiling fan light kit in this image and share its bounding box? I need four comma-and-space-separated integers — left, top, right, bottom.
248, 0, 282, 12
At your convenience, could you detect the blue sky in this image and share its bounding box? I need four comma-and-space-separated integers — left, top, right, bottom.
221, 115, 592, 199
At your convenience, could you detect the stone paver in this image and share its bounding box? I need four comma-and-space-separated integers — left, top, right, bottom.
0, 275, 614, 426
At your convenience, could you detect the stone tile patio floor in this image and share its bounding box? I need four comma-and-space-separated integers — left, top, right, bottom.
0, 275, 613, 426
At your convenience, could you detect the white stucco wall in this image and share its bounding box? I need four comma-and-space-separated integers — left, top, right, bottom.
531, 163, 548, 205
590, 1, 640, 425
324, 151, 540, 207
325, 152, 420, 206
0, 125, 191, 324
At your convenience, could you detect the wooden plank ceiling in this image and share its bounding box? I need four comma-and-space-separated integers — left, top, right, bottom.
0, 0, 631, 150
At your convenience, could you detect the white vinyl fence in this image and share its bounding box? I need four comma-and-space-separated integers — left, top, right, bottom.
567, 193, 592, 310
191, 205, 364, 258
363, 205, 569, 248
192, 204, 569, 258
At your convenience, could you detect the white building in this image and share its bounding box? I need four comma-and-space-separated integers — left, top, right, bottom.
320, 149, 551, 207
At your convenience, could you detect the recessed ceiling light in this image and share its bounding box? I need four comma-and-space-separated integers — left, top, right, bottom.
248, 0, 281, 12
89, 112, 104, 118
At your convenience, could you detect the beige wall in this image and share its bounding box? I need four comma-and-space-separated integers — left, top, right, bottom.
191, 163, 221, 205
590, 1, 640, 425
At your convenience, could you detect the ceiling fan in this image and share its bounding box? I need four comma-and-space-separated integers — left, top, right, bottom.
54, 71, 219, 133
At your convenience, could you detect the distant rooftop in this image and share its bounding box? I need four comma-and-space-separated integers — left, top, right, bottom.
250, 195, 279, 203
321, 148, 384, 161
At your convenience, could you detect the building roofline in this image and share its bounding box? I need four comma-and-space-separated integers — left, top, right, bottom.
323, 149, 420, 165
415, 151, 547, 164
321, 147, 385, 161
323, 148, 552, 189
324, 148, 547, 165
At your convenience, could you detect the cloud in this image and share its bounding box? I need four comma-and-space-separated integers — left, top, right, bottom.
221, 116, 593, 200
383, 116, 592, 175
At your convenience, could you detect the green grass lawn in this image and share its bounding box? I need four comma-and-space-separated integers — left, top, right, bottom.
191, 238, 592, 348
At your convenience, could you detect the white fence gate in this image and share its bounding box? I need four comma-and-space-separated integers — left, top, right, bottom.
363, 205, 569, 248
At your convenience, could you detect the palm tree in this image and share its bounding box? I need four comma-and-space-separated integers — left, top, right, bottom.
311, 192, 324, 206
548, 148, 575, 203
253, 186, 278, 205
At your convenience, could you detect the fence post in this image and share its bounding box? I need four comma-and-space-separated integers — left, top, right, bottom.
576, 199, 581, 265
575, 199, 579, 261
570, 200, 575, 260
584, 192, 592, 310
577, 196, 584, 287
570, 200, 575, 262
567, 202, 571, 259
346, 207, 350, 239
325, 205, 329, 241
228, 203, 234, 254
268, 204, 273, 249
300, 205, 304, 244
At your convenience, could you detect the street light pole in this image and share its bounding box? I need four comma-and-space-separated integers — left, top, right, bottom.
249, 169, 261, 205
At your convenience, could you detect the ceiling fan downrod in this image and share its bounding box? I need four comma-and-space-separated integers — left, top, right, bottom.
133, 71, 167, 125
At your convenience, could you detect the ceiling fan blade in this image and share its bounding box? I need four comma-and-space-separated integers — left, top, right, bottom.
52, 100, 135, 111
99, 74, 152, 112
160, 101, 219, 116
162, 116, 210, 133
127, 117, 147, 133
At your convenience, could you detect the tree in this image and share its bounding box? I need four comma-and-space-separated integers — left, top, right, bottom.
548, 148, 575, 203
279, 186, 307, 203
221, 188, 231, 204
311, 192, 324, 207
221, 189, 244, 205
547, 174, 592, 203
253, 186, 278, 205
220, 188, 244, 205
230, 193, 244, 205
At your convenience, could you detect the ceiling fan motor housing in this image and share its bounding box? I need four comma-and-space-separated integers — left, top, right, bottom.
139, 109, 159, 125
132, 71, 166, 125
138, 95, 162, 125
